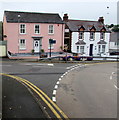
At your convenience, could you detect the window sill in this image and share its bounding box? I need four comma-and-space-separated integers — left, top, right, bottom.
19, 48, 26, 50
19, 33, 26, 35
90, 39, 95, 41
48, 33, 54, 35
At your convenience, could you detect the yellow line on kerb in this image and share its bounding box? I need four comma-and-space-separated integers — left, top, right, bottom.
1, 73, 69, 120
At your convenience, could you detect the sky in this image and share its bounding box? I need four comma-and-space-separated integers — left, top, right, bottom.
0, 0, 118, 25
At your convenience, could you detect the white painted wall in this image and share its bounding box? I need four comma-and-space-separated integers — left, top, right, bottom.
71, 31, 110, 56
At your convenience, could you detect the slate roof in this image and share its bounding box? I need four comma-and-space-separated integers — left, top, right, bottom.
110, 32, 119, 42
97, 40, 107, 44
65, 19, 110, 32
75, 40, 86, 45
4, 11, 64, 24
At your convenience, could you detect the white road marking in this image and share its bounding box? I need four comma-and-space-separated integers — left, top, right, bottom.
65, 72, 68, 74
114, 85, 119, 90
112, 72, 115, 75
52, 97, 56, 102
54, 85, 58, 89
22, 63, 54, 66
53, 90, 57, 95
48, 64, 54, 66
66, 64, 80, 69
61, 75, 64, 78
110, 76, 112, 80
56, 81, 60, 84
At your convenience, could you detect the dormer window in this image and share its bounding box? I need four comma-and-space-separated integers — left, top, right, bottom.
90, 32, 95, 40
79, 32, 84, 40
100, 32, 105, 40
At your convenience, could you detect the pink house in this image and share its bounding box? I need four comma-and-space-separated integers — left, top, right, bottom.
3, 11, 65, 55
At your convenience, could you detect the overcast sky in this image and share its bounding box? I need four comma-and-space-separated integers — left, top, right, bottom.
0, 0, 118, 24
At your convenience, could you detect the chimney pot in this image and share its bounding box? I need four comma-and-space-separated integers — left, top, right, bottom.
98, 17, 104, 24
63, 13, 68, 22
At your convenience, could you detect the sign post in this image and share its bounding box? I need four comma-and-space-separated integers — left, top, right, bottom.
64, 45, 68, 62
49, 39, 56, 57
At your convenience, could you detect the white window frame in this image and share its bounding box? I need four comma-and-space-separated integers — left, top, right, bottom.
34, 24, 40, 34
19, 39, 26, 50
80, 46, 85, 54
20, 24, 26, 34
98, 45, 106, 53
90, 32, 95, 40
79, 32, 84, 40
48, 25, 54, 34
102, 45, 106, 53
100, 32, 105, 40
77, 46, 79, 53
98, 45, 101, 53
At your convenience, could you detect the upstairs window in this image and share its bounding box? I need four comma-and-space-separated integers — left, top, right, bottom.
100, 32, 105, 40
48, 25, 54, 34
79, 32, 84, 40
90, 32, 95, 40
35, 24, 40, 34
20, 24, 26, 34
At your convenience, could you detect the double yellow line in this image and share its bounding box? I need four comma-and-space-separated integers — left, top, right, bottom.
1, 73, 69, 120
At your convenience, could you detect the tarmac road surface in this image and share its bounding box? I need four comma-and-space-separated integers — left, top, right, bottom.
56, 62, 118, 119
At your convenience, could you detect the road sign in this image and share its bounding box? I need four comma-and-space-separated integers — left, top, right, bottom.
49, 39, 56, 44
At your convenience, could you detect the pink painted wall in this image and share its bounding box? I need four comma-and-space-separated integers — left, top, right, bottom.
3, 16, 65, 54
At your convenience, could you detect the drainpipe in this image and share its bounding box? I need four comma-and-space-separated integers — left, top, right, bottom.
18, 14, 21, 54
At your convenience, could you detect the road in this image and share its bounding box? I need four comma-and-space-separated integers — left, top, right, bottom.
1, 59, 118, 119
1, 59, 76, 119
56, 62, 118, 119
2, 75, 47, 119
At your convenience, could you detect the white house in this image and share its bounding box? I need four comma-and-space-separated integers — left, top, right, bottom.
63, 14, 111, 56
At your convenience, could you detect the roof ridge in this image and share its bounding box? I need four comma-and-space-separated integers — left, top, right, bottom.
68, 19, 98, 22
4, 10, 59, 15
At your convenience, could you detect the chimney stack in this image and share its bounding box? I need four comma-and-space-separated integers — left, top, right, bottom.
98, 17, 104, 24
63, 14, 68, 22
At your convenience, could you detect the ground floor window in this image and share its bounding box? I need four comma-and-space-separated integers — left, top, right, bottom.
77, 46, 79, 53
80, 46, 85, 54
98, 45, 106, 53
102, 45, 106, 53
19, 39, 26, 50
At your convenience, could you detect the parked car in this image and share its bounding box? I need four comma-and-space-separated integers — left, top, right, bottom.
110, 51, 119, 55
62, 55, 93, 61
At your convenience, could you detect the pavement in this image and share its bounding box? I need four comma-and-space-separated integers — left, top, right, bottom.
2, 75, 48, 119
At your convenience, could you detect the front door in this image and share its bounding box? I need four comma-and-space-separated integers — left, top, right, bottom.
34, 40, 40, 53
89, 44, 93, 56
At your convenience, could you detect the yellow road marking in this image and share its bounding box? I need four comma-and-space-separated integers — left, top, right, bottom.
1, 73, 69, 120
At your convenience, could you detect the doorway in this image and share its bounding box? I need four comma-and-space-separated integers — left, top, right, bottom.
34, 39, 42, 53
89, 44, 93, 56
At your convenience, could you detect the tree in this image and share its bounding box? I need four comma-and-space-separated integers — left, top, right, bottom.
107, 24, 119, 32
112, 25, 119, 32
